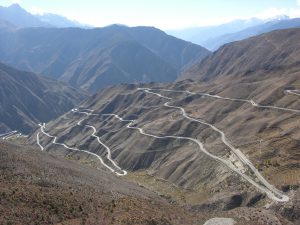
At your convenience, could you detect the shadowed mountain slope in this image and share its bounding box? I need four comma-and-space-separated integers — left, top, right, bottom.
0, 25, 210, 93
0, 62, 87, 133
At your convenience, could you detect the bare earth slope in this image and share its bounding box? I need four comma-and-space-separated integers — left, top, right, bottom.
0, 141, 210, 225
26, 28, 300, 224
182, 28, 300, 81
28, 78, 299, 224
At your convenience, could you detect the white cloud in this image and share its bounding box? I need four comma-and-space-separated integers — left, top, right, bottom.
256, 8, 288, 20
255, 1, 300, 21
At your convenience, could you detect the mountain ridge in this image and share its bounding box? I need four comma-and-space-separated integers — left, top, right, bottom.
0, 25, 210, 93
0, 3, 85, 28
181, 28, 300, 81
204, 17, 300, 50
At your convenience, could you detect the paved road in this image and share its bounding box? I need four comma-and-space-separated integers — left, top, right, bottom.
286, 89, 300, 97
35, 86, 294, 202
37, 111, 127, 176
1, 130, 17, 140
135, 88, 289, 202
73, 108, 127, 176
147, 88, 300, 113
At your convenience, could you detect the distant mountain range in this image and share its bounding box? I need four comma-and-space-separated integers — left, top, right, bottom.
0, 62, 87, 133
167, 17, 265, 47
182, 28, 300, 81
168, 15, 300, 51
0, 4, 86, 28
0, 25, 210, 93
1, 3, 299, 224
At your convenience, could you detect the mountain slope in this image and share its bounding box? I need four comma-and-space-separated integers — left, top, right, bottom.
0, 25, 210, 92
37, 13, 86, 28
28, 79, 299, 224
182, 28, 300, 81
0, 4, 48, 28
204, 17, 300, 50
27, 28, 300, 224
0, 62, 87, 133
60, 39, 178, 92
0, 141, 209, 225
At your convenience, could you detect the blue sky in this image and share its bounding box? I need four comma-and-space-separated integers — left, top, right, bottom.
1, 0, 300, 29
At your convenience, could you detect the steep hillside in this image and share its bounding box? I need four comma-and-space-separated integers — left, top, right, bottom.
28, 76, 299, 223
182, 28, 300, 81
0, 25, 210, 93
0, 141, 211, 225
20, 28, 299, 224
0, 4, 48, 28
0, 62, 87, 133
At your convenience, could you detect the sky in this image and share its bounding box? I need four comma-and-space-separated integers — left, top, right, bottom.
1, 0, 300, 29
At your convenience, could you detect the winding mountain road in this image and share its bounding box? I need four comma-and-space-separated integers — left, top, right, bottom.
35, 86, 295, 202
135, 88, 289, 202
36, 110, 127, 176
146, 88, 300, 113
73, 108, 127, 176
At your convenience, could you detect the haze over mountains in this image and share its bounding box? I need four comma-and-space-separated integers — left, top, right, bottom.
0, 24, 209, 93
168, 18, 266, 48
0, 3, 84, 28
0, 2, 299, 225
169, 15, 300, 50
